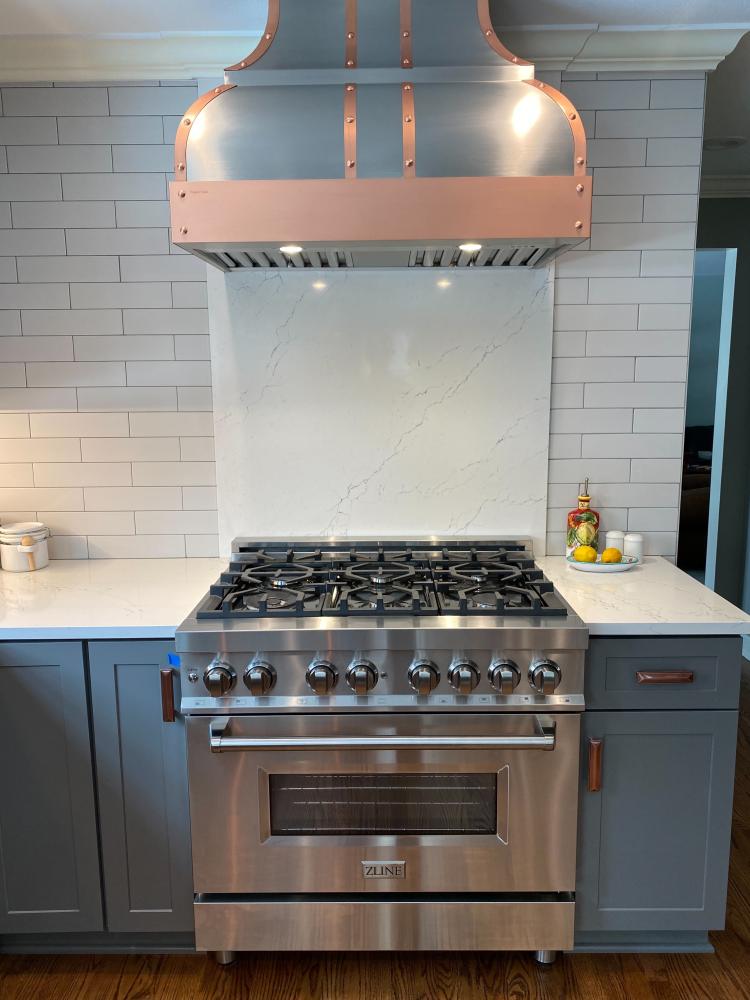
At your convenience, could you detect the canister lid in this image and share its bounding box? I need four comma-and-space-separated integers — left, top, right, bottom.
0, 521, 49, 541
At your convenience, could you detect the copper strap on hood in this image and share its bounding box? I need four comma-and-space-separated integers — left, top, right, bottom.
402, 83, 415, 178
174, 83, 236, 181
345, 0, 357, 68
225, 0, 280, 71
344, 84, 357, 178
523, 79, 588, 176
400, 0, 413, 68
476, 0, 530, 67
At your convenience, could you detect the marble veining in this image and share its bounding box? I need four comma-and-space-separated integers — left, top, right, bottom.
208, 267, 554, 556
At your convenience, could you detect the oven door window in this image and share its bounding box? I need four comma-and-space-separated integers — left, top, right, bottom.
269, 773, 497, 835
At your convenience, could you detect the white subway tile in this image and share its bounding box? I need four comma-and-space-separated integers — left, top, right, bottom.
2, 88, 109, 116
0, 311, 21, 336
74, 335, 174, 361
0, 284, 69, 309
640, 250, 695, 277
84, 485, 181, 510
182, 485, 217, 509
47, 535, 89, 559
592, 196, 643, 223
633, 408, 685, 433
34, 462, 131, 487
595, 109, 703, 138
0, 230, 66, 255
22, 309, 122, 337
70, 282, 172, 308
62, 173, 165, 201
81, 437, 179, 462
554, 278, 588, 304
179, 437, 215, 461
631, 458, 684, 482
563, 81, 650, 109
112, 145, 174, 172
646, 138, 702, 166
552, 331, 586, 357
115, 201, 171, 228
627, 508, 680, 531
8, 145, 112, 173
0, 437, 80, 462
549, 434, 581, 459
0, 486, 83, 510
178, 387, 213, 410
17, 256, 119, 283
0, 204, 10, 229
553, 356, 635, 383
87, 534, 186, 558
650, 79, 705, 109
0, 175, 61, 200
162, 116, 183, 144
126, 360, 211, 386
120, 254, 207, 282
172, 282, 208, 308
0, 413, 29, 437
640, 532, 677, 556
586, 330, 689, 356
77, 386, 177, 411
174, 334, 210, 360
587, 138, 647, 167
0, 463, 33, 486
547, 481, 679, 507
0, 387, 77, 411
550, 383, 584, 408
109, 87, 198, 116
590, 222, 696, 252
26, 361, 125, 388
13, 201, 116, 229
554, 304, 638, 331
186, 534, 219, 557
0, 257, 17, 281
550, 408, 633, 433
58, 116, 163, 144
135, 509, 218, 534
588, 276, 693, 304
581, 433, 682, 458
123, 308, 208, 335
643, 194, 699, 222
132, 461, 216, 486
128, 410, 213, 436
40, 511, 135, 535
584, 382, 685, 407
638, 303, 691, 329
0, 118, 57, 144
548, 459, 631, 483
30, 412, 129, 437
66, 228, 169, 255
0, 363, 26, 387
593, 167, 699, 196
635, 356, 689, 381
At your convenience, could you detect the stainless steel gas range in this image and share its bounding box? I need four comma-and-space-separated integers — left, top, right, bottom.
176, 538, 588, 965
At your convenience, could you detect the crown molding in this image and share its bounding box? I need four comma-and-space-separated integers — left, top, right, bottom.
0, 24, 747, 82
701, 174, 750, 198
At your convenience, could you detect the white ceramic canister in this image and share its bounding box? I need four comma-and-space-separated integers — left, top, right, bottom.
605, 530, 625, 552
0, 521, 50, 572
623, 533, 644, 561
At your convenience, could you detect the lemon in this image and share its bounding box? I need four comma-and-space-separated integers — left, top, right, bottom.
575, 522, 597, 545
601, 547, 623, 564
573, 545, 597, 563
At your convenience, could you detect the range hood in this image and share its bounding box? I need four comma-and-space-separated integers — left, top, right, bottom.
170, 0, 591, 270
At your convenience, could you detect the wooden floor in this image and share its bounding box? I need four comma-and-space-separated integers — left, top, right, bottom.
3, 670, 750, 1000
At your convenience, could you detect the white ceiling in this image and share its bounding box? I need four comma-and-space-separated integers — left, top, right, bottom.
4, 0, 750, 35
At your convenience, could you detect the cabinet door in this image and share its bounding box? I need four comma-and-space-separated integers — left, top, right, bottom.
0, 642, 103, 933
577, 710, 737, 932
89, 641, 193, 933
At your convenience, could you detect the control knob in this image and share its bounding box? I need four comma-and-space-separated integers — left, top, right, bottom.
346, 659, 378, 695
448, 659, 480, 695
306, 660, 338, 695
488, 659, 521, 695
243, 661, 276, 696
203, 657, 236, 697
529, 659, 562, 695
408, 659, 440, 696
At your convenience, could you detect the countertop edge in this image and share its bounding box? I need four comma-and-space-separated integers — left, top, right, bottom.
0, 627, 177, 641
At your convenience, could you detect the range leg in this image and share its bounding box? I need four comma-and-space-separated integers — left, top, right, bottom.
211, 951, 238, 966
534, 950, 558, 965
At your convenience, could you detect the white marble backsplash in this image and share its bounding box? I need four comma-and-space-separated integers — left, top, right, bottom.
208, 267, 553, 556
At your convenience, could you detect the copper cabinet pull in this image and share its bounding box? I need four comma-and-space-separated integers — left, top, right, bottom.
160, 668, 176, 723
588, 738, 603, 792
635, 670, 694, 685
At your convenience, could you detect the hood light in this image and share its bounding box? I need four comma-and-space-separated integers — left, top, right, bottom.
459, 243, 482, 253
280, 245, 304, 254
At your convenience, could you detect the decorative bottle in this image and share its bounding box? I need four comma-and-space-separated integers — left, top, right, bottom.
566, 478, 600, 557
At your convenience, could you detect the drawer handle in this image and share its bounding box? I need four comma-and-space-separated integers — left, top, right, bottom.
588, 738, 603, 792
635, 670, 694, 685
160, 667, 176, 723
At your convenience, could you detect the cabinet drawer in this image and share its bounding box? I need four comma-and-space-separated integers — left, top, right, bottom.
586, 637, 741, 710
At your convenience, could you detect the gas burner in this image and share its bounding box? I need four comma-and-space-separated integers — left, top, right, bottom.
448, 560, 524, 587
345, 561, 416, 587
238, 562, 315, 589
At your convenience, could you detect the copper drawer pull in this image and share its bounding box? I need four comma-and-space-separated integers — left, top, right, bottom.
635, 670, 694, 685
588, 738, 603, 792
161, 668, 176, 723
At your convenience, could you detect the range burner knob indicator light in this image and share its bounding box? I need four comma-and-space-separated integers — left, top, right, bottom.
306, 660, 338, 695
529, 659, 562, 695
448, 659, 480, 695
346, 659, 379, 695
203, 658, 236, 697
408, 659, 440, 696
488, 659, 521, 695
243, 661, 276, 696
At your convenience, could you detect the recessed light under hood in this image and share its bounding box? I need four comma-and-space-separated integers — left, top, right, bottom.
170, 0, 592, 271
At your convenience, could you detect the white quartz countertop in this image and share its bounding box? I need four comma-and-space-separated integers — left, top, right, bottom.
537, 556, 750, 636
0, 556, 748, 641
0, 558, 223, 640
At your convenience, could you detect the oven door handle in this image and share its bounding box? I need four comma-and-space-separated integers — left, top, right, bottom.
208, 718, 556, 753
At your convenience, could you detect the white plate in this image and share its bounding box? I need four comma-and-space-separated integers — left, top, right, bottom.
566, 555, 639, 573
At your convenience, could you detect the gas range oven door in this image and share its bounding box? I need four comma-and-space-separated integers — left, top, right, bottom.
187, 712, 580, 897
